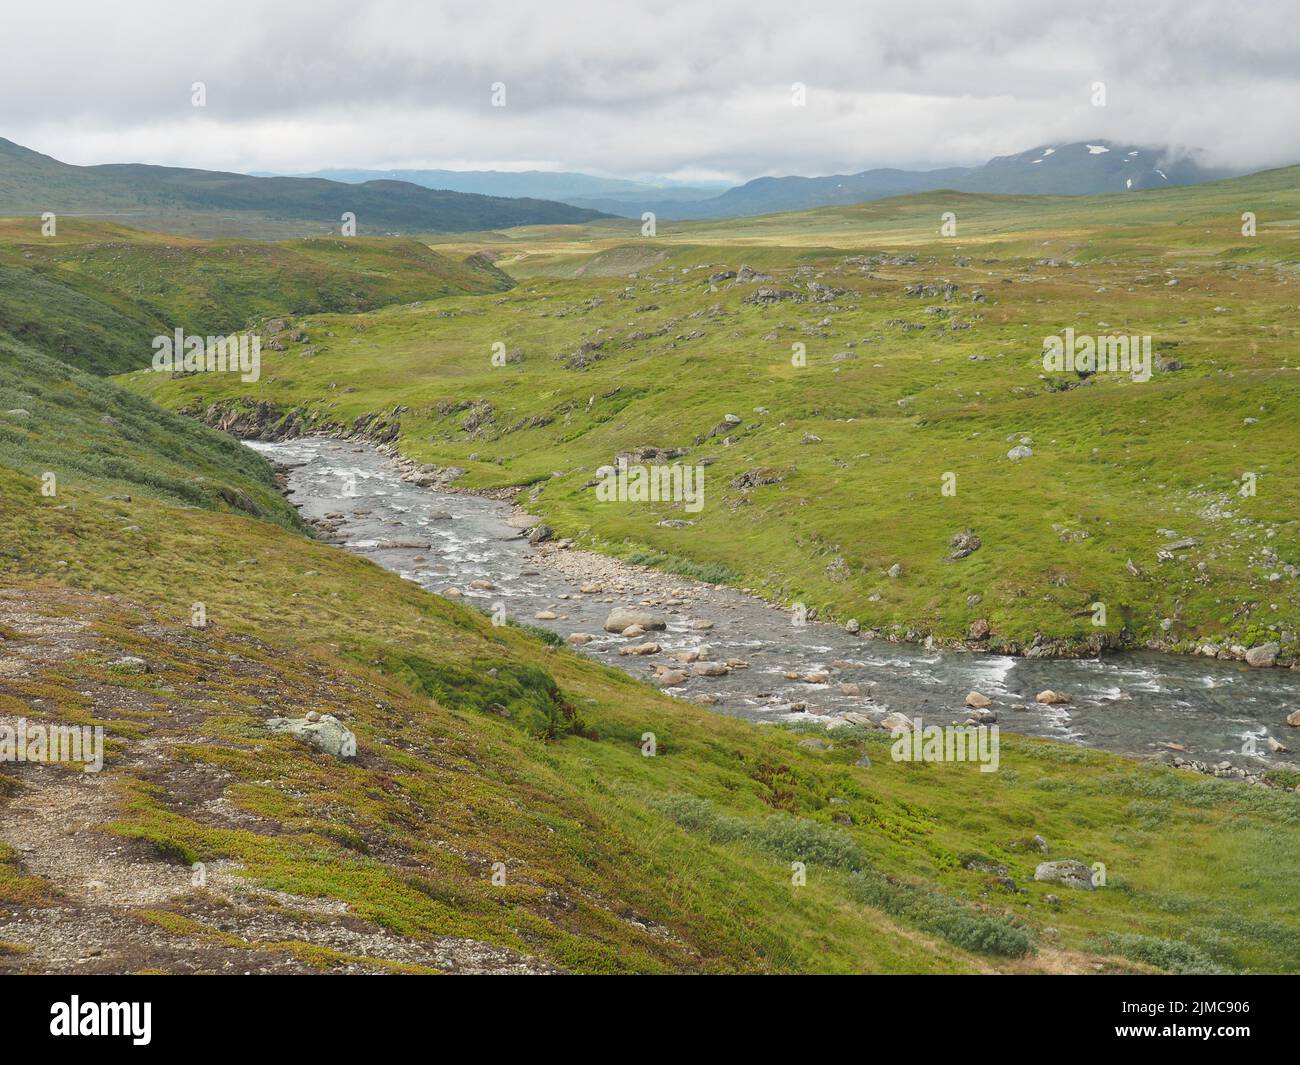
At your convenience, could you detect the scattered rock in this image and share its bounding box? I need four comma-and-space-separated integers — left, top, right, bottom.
1035, 690, 1072, 705
948, 530, 982, 561
965, 691, 991, 709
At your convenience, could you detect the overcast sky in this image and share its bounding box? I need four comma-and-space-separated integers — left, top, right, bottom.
2, 0, 1297, 184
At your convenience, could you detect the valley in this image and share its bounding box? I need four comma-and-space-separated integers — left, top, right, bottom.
2, 151, 1299, 978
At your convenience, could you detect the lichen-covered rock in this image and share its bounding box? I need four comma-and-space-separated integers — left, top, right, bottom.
268, 715, 356, 759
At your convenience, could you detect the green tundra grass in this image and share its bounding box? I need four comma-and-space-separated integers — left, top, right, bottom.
125, 168, 1300, 653
2, 343, 1298, 972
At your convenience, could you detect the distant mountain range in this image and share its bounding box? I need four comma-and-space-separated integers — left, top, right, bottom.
619, 142, 1243, 218
0, 139, 608, 238
277, 142, 1242, 220
264, 168, 728, 215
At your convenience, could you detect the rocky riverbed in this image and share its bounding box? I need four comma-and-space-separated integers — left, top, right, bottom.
250, 436, 1300, 784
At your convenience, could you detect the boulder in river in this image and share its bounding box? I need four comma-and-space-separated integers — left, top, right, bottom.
1033, 860, 1094, 891
692, 662, 730, 677
619, 642, 661, 656
567, 633, 596, 646
604, 608, 666, 633
880, 712, 913, 733
1286, 710, 1300, 728
1035, 690, 1071, 704
965, 691, 991, 708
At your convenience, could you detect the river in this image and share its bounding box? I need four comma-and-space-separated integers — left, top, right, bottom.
249, 436, 1300, 776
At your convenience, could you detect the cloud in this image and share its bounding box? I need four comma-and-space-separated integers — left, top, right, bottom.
2, 0, 1297, 180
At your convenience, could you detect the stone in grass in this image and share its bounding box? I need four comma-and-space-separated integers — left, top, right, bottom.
798, 737, 832, 751
268, 715, 357, 759
1007, 444, 1033, 461
109, 656, 152, 674
1033, 860, 1094, 891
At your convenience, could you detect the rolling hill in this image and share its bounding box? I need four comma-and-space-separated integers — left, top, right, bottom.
0, 219, 513, 374
0, 138, 608, 239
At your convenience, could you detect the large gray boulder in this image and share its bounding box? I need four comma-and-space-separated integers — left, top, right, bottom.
1034, 859, 1094, 890
603, 608, 666, 633
268, 715, 357, 759
1245, 642, 1280, 668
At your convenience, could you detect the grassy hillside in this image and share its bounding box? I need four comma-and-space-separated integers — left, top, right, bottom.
0, 138, 607, 239
0, 332, 299, 524
0, 219, 512, 374
3, 325, 1298, 972
127, 170, 1300, 654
